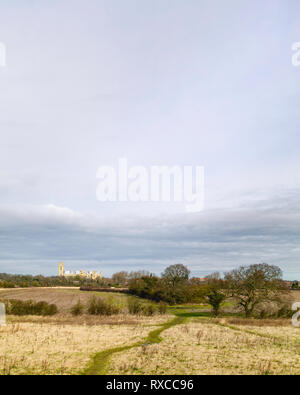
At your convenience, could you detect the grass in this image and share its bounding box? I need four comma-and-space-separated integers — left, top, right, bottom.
0, 319, 156, 375
7, 313, 171, 326
83, 315, 185, 375
168, 303, 237, 318
0, 312, 171, 375
1, 288, 300, 375
108, 320, 300, 375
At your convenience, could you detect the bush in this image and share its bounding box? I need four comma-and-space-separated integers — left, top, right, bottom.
87, 296, 121, 316
129, 276, 194, 305
276, 305, 294, 318
2, 299, 57, 316
128, 299, 144, 315
35, 301, 57, 316
142, 303, 156, 316
71, 299, 85, 316
45, 303, 58, 316
255, 303, 294, 319
158, 301, 168, 315
258, 309, 269, 319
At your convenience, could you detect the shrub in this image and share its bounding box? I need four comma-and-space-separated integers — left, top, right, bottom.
276, 305, 294, 318
45, 303, 58, 316
35, 301, 57, 316
87, 296, 98, 315
158, 301, 168, 315
253, 303, 294, 319
128, 299, 144, 315
143, 303, 156, 316
71, 299, 85, 316
1, 299, 57, 316
258, 309, 269, 319
87, 296, 121, 316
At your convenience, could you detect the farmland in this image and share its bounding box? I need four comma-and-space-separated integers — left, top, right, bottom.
0, 288, 300, 375
0, 288, 132, 313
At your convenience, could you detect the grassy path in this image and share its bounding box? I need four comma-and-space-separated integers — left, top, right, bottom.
82, 307, 297, 375
82, 316, 185, 375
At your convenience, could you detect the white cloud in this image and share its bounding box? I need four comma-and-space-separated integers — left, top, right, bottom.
0, 1, 300, 278
0, 189, 299, 278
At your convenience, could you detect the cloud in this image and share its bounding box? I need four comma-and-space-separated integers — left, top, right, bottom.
0, 1, 300, 279
0, 191, 299, 278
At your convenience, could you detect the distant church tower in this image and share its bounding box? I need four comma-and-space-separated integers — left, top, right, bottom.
58, 262, 65, 277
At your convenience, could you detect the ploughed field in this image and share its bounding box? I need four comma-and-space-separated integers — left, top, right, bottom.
0, 287, 131, 312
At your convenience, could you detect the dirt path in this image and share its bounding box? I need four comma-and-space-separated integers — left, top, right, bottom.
83, 316, 185, 375
83, 306, 296, 375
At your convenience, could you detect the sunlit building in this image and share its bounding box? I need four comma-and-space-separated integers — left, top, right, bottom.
58, 262, 102, 280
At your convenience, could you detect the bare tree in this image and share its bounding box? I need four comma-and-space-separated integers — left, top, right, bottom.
162, 264, 190, 288
112, 271, 128, 286
128, 270, 152, 280
225, 264, 289, 317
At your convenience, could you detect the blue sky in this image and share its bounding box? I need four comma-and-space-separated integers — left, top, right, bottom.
0, 0, 300, 278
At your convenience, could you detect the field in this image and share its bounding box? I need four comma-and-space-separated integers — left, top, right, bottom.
0, 288, 300, 375
0, 288, 133, 313
109, 320, 300, 375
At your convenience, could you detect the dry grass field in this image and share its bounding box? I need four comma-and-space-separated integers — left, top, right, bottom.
0, 288, 171, 375
1, 288, 300, 375
0, 319, 160, 375
109, 319, 300, 375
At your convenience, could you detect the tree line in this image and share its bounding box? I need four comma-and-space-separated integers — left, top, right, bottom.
0, 273, 107, 288
0, 263, 293, 318
127, 263, 291, 318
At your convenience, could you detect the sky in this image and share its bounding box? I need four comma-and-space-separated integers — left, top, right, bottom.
0, 0, 300, 279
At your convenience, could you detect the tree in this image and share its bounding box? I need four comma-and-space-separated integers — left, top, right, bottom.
225, 264, 289, 317
161, 264, 190, 288
112, 271, 128, 286
203, 273, 226, 316
128, 275, 160, 299
128, 270, 152, 280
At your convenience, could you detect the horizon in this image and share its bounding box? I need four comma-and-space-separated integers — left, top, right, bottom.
1, 264, 299, 283
1, 1, 300, 278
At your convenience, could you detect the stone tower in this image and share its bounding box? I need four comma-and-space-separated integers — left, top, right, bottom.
58, 262, 64, 277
